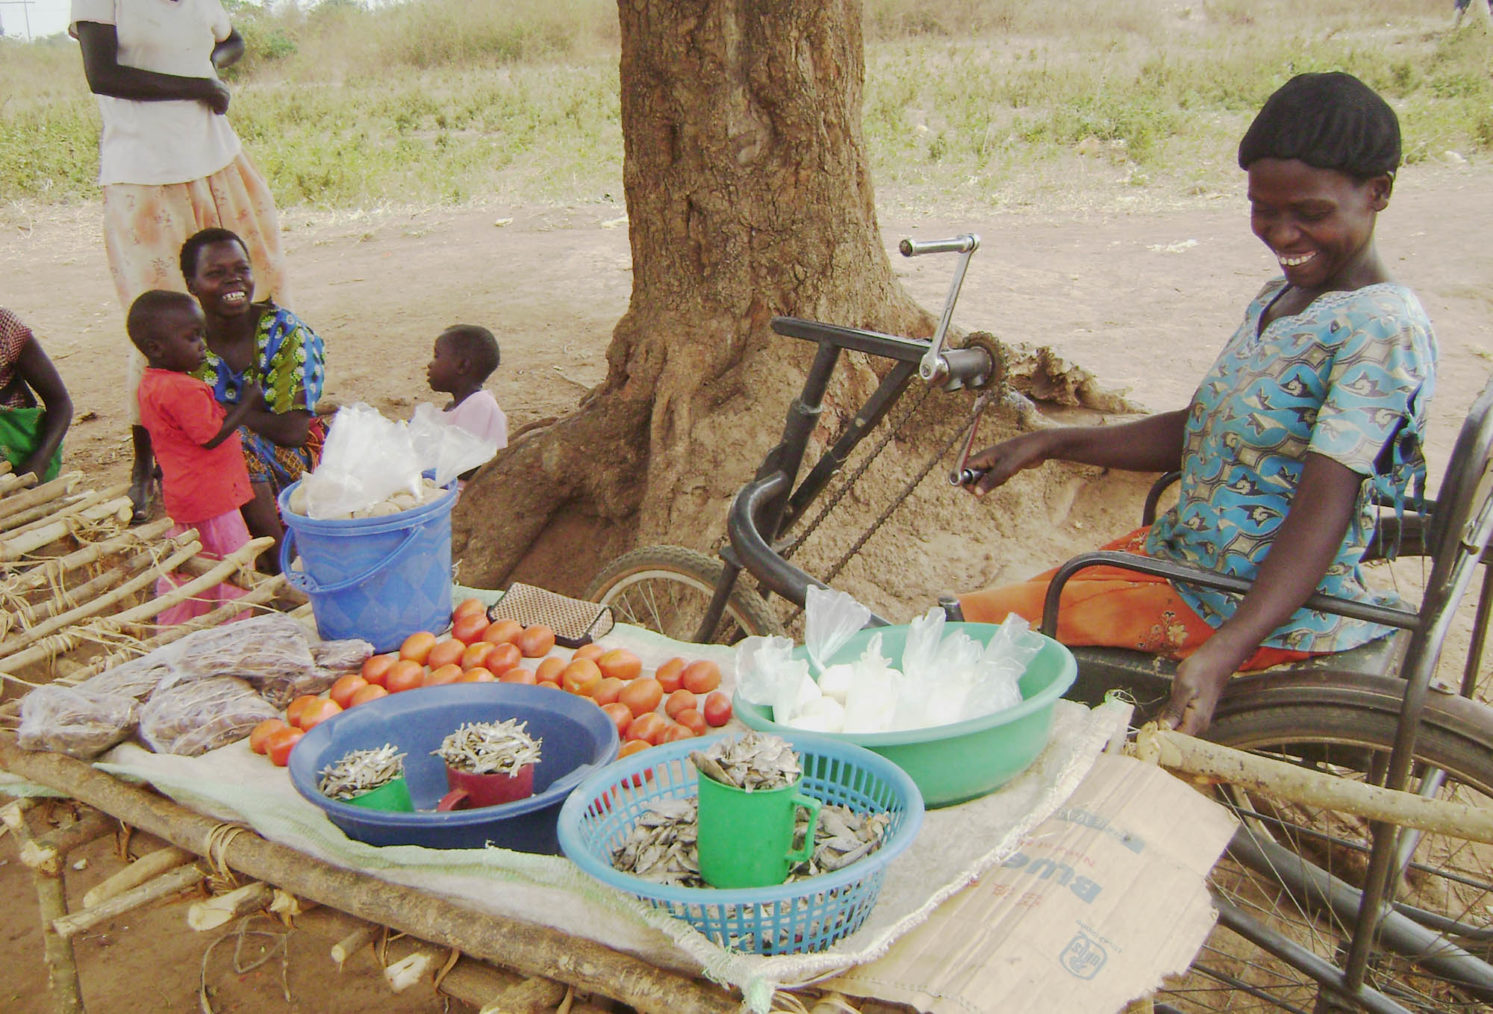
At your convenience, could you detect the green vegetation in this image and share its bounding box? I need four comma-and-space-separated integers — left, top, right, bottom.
1, 0, 1487, 213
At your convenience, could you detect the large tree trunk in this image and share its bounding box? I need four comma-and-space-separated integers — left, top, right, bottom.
453, 0, 929, 593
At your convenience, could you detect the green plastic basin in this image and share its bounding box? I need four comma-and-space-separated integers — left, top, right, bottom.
732, 622, 1076, 808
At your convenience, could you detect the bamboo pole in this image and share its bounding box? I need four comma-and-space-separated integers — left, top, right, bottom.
0, 494, 133, 561
331, 920, 380, 969
5, 799, 84, 1014
385, 945, 442, 992
82, 845, 195, 910
1, 485, 128, 544
4, 537, 200, 634
0, 472, 82, 524
52, 862, 206, 941
0, 519, 175, 597
440, 960, 527, 1010
187, 881, 275, 931
0, 735, 740, 1014
480, 976, 569, 1014
1131, 726, 1493, 844
19, 809, 115, 875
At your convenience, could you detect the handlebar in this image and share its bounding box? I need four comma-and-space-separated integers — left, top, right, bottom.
898, 235, 980, 257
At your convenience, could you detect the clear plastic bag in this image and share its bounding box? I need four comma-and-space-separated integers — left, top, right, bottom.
803, 586, 871, 673
138, 677, 280, 756
409, 402, 499, 487
155, 613, 318, 698
297, 403, 425, 519
18, 685, 139, 759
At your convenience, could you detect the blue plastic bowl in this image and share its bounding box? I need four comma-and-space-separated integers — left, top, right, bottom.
733, 623, 1077, 807
289, 683, 618, 851
558, 732, 924, 955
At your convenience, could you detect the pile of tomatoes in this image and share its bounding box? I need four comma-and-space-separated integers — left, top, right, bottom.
247, 598, 734, 767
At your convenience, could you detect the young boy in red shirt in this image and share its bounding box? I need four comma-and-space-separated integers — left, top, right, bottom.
127, 290, 263, 624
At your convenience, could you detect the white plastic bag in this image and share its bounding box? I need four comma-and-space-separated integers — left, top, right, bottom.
299, 403, 424, 519
734, 635, 801, 706
409, 403, 500, 488
803, 586, 871, 673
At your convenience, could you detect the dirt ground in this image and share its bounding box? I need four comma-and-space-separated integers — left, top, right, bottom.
2, 163, 1491, 1012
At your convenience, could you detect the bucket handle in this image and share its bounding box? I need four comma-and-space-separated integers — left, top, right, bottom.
280, 522, 429, 595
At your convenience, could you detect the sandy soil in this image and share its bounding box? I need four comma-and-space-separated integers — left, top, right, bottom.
2, 164, 1491, 1012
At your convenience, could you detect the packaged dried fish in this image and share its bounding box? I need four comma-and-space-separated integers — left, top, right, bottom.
158, 613, 317, 691
138, 676, 280, 756
309, 638, 375, 674
18, 684, 139, 759
83, 651, 176, 701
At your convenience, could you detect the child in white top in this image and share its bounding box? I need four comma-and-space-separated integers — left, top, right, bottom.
425, 325, 508, 450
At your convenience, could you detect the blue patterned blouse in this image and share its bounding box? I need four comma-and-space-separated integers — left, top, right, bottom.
1145, 279, 1437, 652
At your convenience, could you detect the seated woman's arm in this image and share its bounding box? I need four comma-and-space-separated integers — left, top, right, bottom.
966, 409, 1189, 495
239, 384, 314, 448
13, 335, 73, 481
1161, 452, 1364, 735
74, 21, 231, 114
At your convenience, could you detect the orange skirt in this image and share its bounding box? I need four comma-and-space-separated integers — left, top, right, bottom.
958, 528, 1315, 672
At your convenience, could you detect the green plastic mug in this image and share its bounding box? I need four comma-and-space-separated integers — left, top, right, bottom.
696, 773, 822, 889
344, 776, 413, 813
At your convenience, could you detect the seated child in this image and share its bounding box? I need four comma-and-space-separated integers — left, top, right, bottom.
0, 307, 73, 483
426, 324, 508, 450
127, 290, 264, 625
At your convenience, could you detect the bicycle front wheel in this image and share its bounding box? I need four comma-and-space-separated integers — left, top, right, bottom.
1161, 673, 1493, 1013
586, 545, 782, 645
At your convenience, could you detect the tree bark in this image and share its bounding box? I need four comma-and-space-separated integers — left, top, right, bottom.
453, 0, 928, 592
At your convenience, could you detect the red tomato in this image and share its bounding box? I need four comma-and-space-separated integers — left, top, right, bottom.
385, 659, 426, 693
500, 666, 537, 685
562, 658, 603, 696
618, 677, 663, 718
664, 689, 696, 718
660, 722, 695, 743
457, 667, 497, 683
702, 691, 732, 727
427, 638, 466, 671
350, 683, 390, 706
536, 679, 566, 691
617, 738, 650, 758
680, 660, 721, 695
481, 619, 524, 645
249, 718, 289, 755
361, 653, 397, 687
460, 641, 495, 669
286, 694, 322, 729
535, 657, 565, 684
654, 657, 686, 694
596, 649, 642, 681
266, 727, 304, 766
453, 597, 488, 621
329, 673, 369, 710
426, 663, 464, 686
601, 702, 633, 738
626, 712, 668, 744
593, 677, 625, 706
300, 698, 343, 731
399, 631, 437, 665
482, 642, 523, 676
452, 611, 491, 645
572, 643, 606, 661
676, 708, 708, 736
516, 624, 556, 658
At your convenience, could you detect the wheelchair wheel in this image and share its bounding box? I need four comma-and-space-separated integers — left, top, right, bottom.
1160, 673, 1493, 1012
585, 545, 782, 645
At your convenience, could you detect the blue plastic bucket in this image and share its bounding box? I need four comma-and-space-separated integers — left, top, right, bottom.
278, 480, 454, 652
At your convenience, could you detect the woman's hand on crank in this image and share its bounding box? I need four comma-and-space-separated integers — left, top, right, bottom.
962, 431, 1056, 496
1158, 635, 1248, 736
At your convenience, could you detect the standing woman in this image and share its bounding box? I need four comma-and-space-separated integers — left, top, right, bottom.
181, 227, 325, 569
70, 0, 291, 523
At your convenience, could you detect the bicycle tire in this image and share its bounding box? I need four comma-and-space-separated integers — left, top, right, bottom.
1159, 672, 1493, 1013
585, 545, 782, 645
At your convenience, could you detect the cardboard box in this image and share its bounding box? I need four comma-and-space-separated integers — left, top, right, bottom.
825, 753, 1236, 1013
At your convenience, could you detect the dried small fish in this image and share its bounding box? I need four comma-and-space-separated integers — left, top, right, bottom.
318, 744, 405, 801
433, 719, 542, 775
690, 732, 799, 792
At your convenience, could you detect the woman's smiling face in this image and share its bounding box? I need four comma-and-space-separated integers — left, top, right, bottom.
1247, 157, 1391, 293
186, 238, 255, 317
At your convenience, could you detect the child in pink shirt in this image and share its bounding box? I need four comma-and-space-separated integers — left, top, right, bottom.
128, 290, 262, 625
425, 324, 508, 450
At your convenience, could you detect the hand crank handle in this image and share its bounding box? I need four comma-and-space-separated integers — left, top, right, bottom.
950, 466, 989, 487
899, 235, 980, 257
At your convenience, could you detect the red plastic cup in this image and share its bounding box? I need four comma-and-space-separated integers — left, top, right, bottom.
436, 763, 535, 811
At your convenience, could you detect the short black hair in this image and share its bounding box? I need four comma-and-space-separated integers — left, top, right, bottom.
127, 290, 196, 353
180, 227, 249, 283
1238, 72, 1400, 179
441, 325, 500, 381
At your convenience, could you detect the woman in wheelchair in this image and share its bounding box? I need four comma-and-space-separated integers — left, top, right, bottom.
957, 72, 1436, 737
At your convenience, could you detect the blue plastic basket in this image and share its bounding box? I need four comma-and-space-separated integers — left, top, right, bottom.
557, 733, 924, 955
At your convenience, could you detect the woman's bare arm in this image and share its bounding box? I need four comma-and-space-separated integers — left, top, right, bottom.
13, 337, 73, 479
75, 21, 230, 114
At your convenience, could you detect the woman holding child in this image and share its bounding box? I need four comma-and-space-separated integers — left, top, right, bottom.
179, 228, 327, 563
959, 73, 1436, 738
